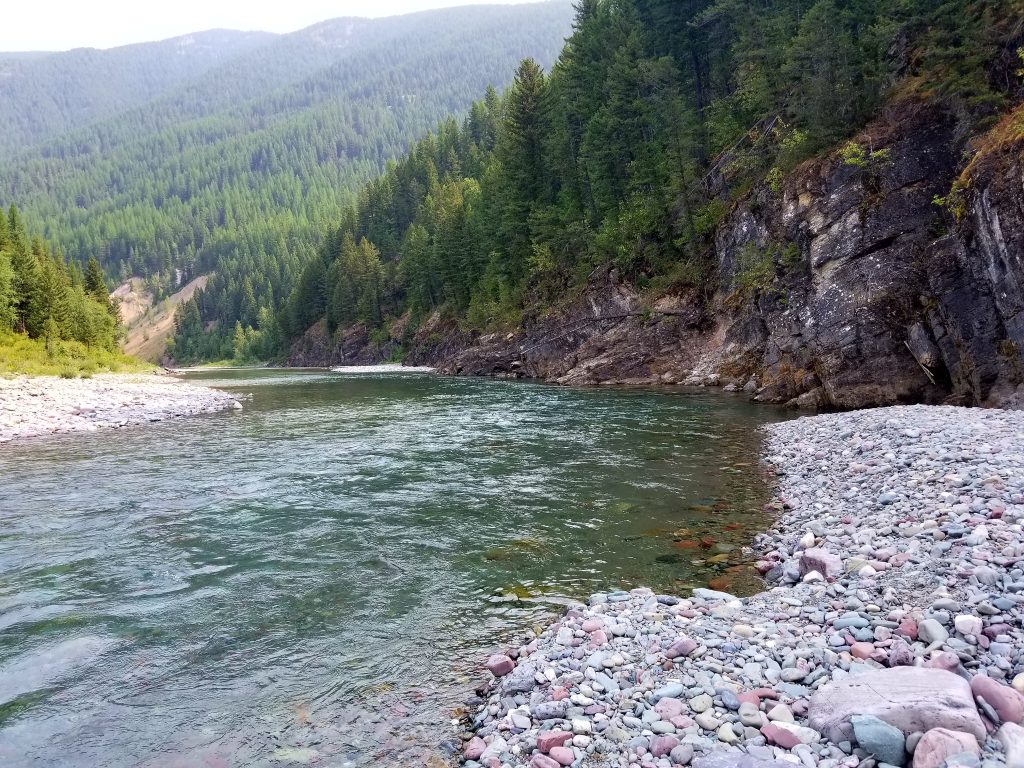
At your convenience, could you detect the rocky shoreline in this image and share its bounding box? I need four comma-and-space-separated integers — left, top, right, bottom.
0, 374, 243, 443
461, 405, 1024, 768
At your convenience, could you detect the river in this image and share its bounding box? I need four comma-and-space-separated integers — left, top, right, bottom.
0, 369, 789, 766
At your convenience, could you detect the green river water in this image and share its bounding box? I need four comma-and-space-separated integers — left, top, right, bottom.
0, 369, 789, 766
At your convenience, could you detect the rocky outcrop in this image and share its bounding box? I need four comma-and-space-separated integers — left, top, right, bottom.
400, 99, 1024, 409
408, 269, 707, 385
704, 100, 1024, 409
286, 318, 400, 367
292, 99, 1023, 410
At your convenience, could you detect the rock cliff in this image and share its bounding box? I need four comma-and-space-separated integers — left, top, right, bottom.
305, 99, 1024, 409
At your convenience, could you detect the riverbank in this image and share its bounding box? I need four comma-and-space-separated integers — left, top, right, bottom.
0, 374, 243, 442
462, 405, 1024, 768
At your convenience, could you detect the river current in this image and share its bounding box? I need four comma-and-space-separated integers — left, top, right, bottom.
0, 370, 788, 766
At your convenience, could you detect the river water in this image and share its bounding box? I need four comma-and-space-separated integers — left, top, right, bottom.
0, 370, 788, 766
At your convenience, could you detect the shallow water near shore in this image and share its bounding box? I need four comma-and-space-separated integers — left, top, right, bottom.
0, 370, 789, 766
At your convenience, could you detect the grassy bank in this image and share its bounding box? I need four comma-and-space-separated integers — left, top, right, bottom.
0, 331, 154, 377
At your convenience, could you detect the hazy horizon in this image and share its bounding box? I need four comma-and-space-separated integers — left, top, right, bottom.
2, 0, 551, 53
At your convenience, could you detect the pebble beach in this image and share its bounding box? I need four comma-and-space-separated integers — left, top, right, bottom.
0, 374, 243, 442
462, 405, 1024, 768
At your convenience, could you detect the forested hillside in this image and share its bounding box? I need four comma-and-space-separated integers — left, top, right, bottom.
0, 30, 275, 154
0, 206, 131, 375
0, 2, 575, 361
231, 0, 1021, 381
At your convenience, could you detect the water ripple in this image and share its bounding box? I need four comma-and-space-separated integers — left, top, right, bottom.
0, 371, 789, 766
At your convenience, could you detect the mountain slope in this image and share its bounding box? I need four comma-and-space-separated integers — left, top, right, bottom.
0, 2, 575, 300
0, 30, 276, 155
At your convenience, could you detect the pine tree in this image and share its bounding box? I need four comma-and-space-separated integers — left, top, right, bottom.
494, 58, 549, 280
0, 249, 15, 331
84, 257, 109, 304
784, 0, 865, 146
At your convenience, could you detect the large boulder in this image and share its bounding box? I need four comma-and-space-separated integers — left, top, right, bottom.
799, 548, 842, 579
808, 667, 986, 742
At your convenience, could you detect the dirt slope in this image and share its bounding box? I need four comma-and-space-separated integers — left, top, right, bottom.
114, 276, 209, 363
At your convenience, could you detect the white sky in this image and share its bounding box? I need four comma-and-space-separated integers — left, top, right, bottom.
3, 0, 545, 52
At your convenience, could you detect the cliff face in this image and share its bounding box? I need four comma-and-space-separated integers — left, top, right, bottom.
286, 318, 401, 368
702, 100, 1024, 409
305, 99, 1024, 409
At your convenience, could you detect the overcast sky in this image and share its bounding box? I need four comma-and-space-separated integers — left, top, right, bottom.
3, 0, 545, 52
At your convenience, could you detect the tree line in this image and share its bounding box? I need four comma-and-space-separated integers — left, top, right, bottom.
0, 205, 119, 351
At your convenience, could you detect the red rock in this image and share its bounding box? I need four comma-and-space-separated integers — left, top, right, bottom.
655, 697, 685, 718
581, 618, 603, 632
548, 746, 574, 766
985, 624, 1012, 638
889, 553, 912, 567
551, 687, 569, 701
737, 692, 761, 707
888, 638, 915, 667
896, 619, 918, 640
665, 636, 698, 659
799, 548, 843, 579
590, 630, 608, 646
912, 728, 979, 768
487, 654, 515, 677
851, 642, 875, 660
536, 730, 573, 753
762, 723, 802, 749
670, 715, 693, 728
925, 652, 960, 673
465, 737, 486, 760
754, 687, 779, 700
650, 735, 680, 757
674, 540, 700, 550
531, 755, 560, 768
971, 675, 1024, 725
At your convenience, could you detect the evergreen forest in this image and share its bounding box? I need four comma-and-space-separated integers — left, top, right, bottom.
178, 0, 1021, 364
0, 2, 576, 361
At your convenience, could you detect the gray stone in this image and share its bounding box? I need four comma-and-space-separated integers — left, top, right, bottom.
653, 683, 685, 702
670, 744, 695, 765
918, 619, 950, 646
693, 588, 738, 602
851, 714, 907, 766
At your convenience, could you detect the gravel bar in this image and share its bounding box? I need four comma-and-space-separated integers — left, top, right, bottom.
462, 405, 1024, 768
0, 374, 243, 442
